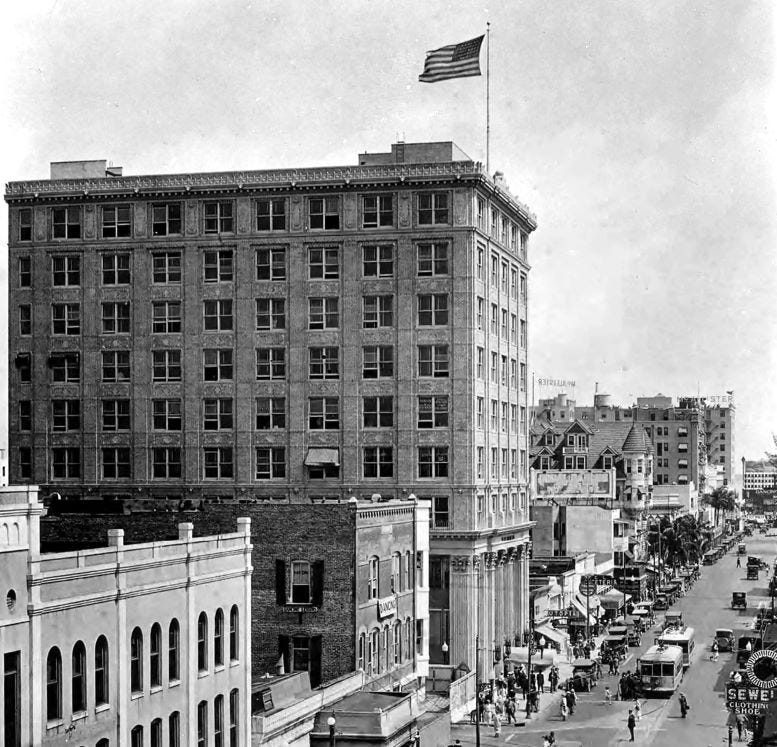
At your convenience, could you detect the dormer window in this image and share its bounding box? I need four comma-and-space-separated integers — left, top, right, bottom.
602, 456, 613, 470
539, 456, 551, 470
566, 435, 574, 446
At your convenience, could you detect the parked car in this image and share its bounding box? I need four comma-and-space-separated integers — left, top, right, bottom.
738, 543, 747, 555
566, 659, 598, 692
732, 591, 747, 610
653, 594, 669, 611
663, 611, 683, 630
715, 628, 735, 651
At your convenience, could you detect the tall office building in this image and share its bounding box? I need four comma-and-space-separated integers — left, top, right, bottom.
6, 141, 535, 673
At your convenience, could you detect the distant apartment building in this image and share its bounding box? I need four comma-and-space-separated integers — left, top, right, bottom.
6, 141, 535, 678
0, 484, 251, 747
743, 459, 777, 490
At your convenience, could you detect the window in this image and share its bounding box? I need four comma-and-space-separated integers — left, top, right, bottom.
204, 399, 233, 430
360, 243, 395, 277
153, 399, 181, 430
501, 355, 507, 385
214, 694, 224, 747
368, 557, 379, 599
151, 718, 162, 747
491, 255, 498, 286
52, 207, 81, 239
255, 447, 286, 479
70, 641, 87, 713
363, 295, 393, 327
19, 448, 32, 480
309, 347, 339, 379
204, 201, 234, 233
197, 613, 208, 671
490, 304, 498, 335
362, 195, 393, 228
131, 726, 144, 747
152, 350, 182, 381
417, 294, 448, 325
417, 242, 449, 275
152, 251, 181, 283
18, 401, 32, 431
102, 448, 131, 479
418, 345, 449, 377
502, 403, 508, 432
102, 302, 131, 335
102, 205, 131, 238
309, 297, 339, 329
102, 252, 131, 284
229, 606, 239, 662
152, 301, 181, 333
214, 609, 224, 667
52, 447, 80, 479
203, 349, 233, 381
250, 349, 286, 384
203, 447, 233, 479
491, 208, 498, 236
308, 196, 340, 229
204, 249, 234, 281
229, 689, 239, 747
520, 273, 527, 301
476, 297, 484, 329
418, 446, 449, 478
256, 198, 286, 231
369, 629, 379, 673
19, 208, 33, 241
520, 319, 527, 349
53, 255, 81, 286
477, 245, 484, 278
417, 192, 449, 225
197, 700, 208, 747
363, 396, 393, 428
490, 400, 498, 430
511, 314, 517, 343
18, 256, 31, 286
432, 496, 450, 529
204, 300, 233, 331
477, 447, 484, 479
510, 449, 517, 478
390, 552, 402, 593
476, 347, 483, 379
95, 636, 109, 706
97, 352, 127, 383
255, 298, 285, 329
501, 309, 508, 339
308, 246, 339, 278
152, 448, 181, 479
18, 305, 31, 336
46, 647, 62, 721
363, 345, 393, 378
511, 404, 518, 431
256, 246, 286, 279
363, 447, 393, 478
52, 303, 80, 335
130, 627, 143, 693
291, 561, 311, 603
168, 619, 180, 681
309, 397, 339, 430
418, 395, 449, 428
255, 397, 285, 429
152, 203, 182, 236
476, 397, 484, 429
150, 623, 162, 688
520, 363, 527, 390
510, 359, 517, 389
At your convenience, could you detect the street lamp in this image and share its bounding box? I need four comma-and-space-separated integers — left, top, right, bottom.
327, 714, 336, 747
441, 641, 449, 665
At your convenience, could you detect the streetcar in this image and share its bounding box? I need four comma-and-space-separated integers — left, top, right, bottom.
638, 644, 684, 696
656, 625, 695, 668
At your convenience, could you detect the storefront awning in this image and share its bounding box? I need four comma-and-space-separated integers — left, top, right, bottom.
304, 448, 340, 467
570, 596, 597, 625
598, 589, 632, 610
535, 624, 567, 647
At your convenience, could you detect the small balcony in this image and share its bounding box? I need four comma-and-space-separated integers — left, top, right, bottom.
430, 514, 450, 530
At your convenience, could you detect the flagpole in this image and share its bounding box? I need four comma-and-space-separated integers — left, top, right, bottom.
486, 21, 491, 175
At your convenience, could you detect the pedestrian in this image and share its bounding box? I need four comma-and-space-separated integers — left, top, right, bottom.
737, 555, 741, 568
627, 709, 636, 742
537, 669, 545, 693
583, 643, 591, 659
679, 692, 689, 718
560, 695, 568, 721
604, 685, 612, 705
711, 641, 719, 662
566, 687, 577, 715
634, 700, 642, 721
736, 712, 747, 741
505, 695, 516, 725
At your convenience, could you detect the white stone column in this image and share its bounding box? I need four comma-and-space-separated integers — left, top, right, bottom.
505, 546, 517, 644
450, 555, 476, 668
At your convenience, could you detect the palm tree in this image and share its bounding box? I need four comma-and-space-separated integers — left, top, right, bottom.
703, 486, 737, 527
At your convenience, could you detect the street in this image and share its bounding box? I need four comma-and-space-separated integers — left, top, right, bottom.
450, 531, 775, 746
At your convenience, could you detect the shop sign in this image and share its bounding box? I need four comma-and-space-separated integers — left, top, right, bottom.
579, 577, 598, 596
545, 609, 570, 618
378, 596, 396, 619
726, 685, 777, 714
282, 605, 319, 614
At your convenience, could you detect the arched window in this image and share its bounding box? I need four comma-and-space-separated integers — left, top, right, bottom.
391, 552, 401, 592
369, 628, 379, 675
168, 619, 180, 681
71, 641, 87, 712
168, 711, 180, 747
214, 694, 224, 747
197, 612, 208, 672
150, 718, 162, 747
46, 646, 62, 721
405, 550, 412, 590
357, 632, 366, 670
229, 605, 239, 662
96, 739, 110, 747
214, 609, 224, 667
94, 635, 109, 706
150, 623, 162, 687
393, 621, 401, 666
229, 689, 239, 747
130, 627, 143, 693
368, 556, 379, 599
130, 725, 143, 747
197, 700, 208, 747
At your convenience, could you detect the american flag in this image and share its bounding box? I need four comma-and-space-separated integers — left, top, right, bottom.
418, 35, 485, 83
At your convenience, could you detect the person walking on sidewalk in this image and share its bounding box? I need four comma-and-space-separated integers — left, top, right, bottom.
736, 712, 747, 741
560, 695, 568, 721
627, 710, 636, 742
634, 700, 642, 721
737, 554, 741, 568
604, 685, 613, 705
679, 692, 689, 718
565, 687, 577, 715
537, 669, 545, 693
710, 640, 719, 662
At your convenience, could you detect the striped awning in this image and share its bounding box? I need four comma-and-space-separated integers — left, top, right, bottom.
304, 448, 340, 466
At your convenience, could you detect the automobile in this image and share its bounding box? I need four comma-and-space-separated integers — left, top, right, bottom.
715, 628, 735, 651
663, 611, 683, 630
627, 629, 642, 646
737, 636, 761, 666
732, 591, 748, 610
748, 566, 760, 580
566, 658, 598, 692
738, 543, 747, 555
703, 551, 716, 565
601, 634, 628, 662
747, 556, 769, 570
608, 624, 629, 638
653, 594, 669, 611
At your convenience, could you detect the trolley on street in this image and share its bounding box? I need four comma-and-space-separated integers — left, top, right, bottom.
656, 625, 695, 668
638, 644, 684, 696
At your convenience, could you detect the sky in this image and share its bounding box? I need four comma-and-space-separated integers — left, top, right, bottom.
1, 0, 775, 468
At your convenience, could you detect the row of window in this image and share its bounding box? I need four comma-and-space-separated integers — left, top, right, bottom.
23, 445, 457, 481
17, 345, 459, 382
363, 551, 416, 600
357, 619, 416, 675
22, 395, 468, 433
475, 300, 528, 345
476, 199, 530, 255
475, 245, 529, 291
476, 349, 528, 389
476, 447, 529, 481
18, 193, 529, 239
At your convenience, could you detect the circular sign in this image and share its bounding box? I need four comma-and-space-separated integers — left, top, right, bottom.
579, 576, 598, 597
746, 648, 777, 688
